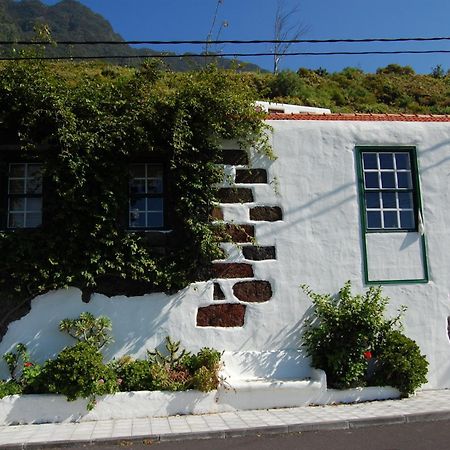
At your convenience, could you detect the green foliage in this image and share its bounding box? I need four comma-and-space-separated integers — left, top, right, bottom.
301, 281, 428, 394
0, 380, 22, 398
147, 338, 222, 392
109, 356, 154, 392
59, 312, 113, 350
43, 342, 118, 407
1, 343, 44, 395
371, 330, 428, 396
147, 336, 190, 369
0, 314, 221, 406
0, 62, 268, 310
3, 343, 28, 379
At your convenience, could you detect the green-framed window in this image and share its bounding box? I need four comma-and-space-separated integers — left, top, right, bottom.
360, 149, 419, 232
356, 146, 428, 285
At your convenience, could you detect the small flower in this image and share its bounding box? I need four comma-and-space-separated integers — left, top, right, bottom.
117, 378, 123, 385
24, 362, 33, 367
98, 378, 105, 384
363, 351, 372, 360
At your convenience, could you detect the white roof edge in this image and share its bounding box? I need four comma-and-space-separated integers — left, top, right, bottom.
255, 101, 331, 115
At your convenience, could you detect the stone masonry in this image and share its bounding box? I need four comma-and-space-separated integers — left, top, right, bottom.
196, 148, 282, 328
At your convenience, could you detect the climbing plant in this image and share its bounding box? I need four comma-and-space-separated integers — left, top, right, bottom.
0, 60, 269, 335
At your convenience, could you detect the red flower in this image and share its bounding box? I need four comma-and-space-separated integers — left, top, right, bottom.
24, 362, 33, 367
363, 351, 372, 360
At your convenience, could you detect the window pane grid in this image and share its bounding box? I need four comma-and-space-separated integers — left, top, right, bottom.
362, 152, 416, 231
129, 163, 164, 229
7, 163, 43, 229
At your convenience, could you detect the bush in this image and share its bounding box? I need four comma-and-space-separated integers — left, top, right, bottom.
302, 282, 428, 394
0, 380, 22, 398
110, 357, 154, 392
43, 342, 118, 408
371, 330, 428, 396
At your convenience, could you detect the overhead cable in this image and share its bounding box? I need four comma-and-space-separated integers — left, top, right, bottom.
2, 36, 450, 46
2, 49, 450, 61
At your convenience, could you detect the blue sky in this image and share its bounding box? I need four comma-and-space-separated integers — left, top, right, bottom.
42, 0, 450, 73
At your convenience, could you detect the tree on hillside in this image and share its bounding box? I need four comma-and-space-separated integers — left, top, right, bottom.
273, 0, 308, 74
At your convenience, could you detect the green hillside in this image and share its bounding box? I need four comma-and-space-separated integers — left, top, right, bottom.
251, 65, 450, 114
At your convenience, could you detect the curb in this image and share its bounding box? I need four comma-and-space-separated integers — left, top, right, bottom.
2, 410, 450, 449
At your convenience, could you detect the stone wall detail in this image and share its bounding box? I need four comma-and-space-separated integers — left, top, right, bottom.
233, 281, 272, 303
197, 304, 246, 327
196, 148, 282, 328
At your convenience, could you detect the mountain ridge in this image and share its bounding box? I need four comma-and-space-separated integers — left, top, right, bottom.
0, 0, 264, 71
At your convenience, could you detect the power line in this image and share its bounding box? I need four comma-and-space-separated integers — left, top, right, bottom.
2, 49, 450, 61
2, 36, 450, 46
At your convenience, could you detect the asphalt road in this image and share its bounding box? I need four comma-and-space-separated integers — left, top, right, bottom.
63, 419, 450, 450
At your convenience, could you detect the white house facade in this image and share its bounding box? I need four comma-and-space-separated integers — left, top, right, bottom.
1, 110, 450, 391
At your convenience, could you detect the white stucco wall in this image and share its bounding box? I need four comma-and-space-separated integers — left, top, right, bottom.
1, 118, 450, 389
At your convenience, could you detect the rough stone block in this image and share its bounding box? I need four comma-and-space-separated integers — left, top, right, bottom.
235, 169, 268, 184
250, 206, 283, 221
212, 263, 254, 279
220, 149, 249, 165
213, 283, 226, 300
218, 187, 254, 203
223, 224, 254, 243
242, 245, 276, 261
233, 280, 272, 303
210, 206, 224, 221
197, 304, 246, 327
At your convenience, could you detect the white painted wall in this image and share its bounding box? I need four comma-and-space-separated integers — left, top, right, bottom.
1, 119, 450, 390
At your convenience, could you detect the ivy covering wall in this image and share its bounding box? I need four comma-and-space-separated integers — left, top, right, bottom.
0, 61, 269, 337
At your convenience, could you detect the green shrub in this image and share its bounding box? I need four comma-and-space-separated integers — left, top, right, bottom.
371, 330, 428, 396
2, 343, 44, 394
302, 282, 428, 394
0, 380, 22, 398
43, 342, 118, 408
110, 357, 154, 392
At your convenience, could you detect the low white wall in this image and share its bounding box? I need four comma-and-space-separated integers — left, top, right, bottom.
0, 385, 400, 426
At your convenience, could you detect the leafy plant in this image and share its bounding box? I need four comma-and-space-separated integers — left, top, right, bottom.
59, 312, 113, 350
147, 336, 191, 369
371, 330, 428, 396
43, 342, 118, 409
147, 338, 222, 392
0, 380, 22, 399
109, 357, 154, 392
1, 343, 44, 394
301, 281, 428, 393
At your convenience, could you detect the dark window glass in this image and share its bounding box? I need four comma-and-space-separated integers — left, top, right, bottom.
395, 153, 410, 170
379, 153, 394, 169
365, 192, 380, 208
363, 153, 378, 169
367, 211, 382, 229
383, 211, 398, 228
364, 172, 379, 189
400, 211, 415, 229
397, 172, 412, 189
382, 192, 397, 209
381, 172, 396, 189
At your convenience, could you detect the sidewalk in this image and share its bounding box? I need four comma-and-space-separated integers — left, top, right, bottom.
0, 389, 449, 448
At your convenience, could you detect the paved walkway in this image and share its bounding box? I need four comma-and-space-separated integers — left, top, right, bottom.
0, 390, 449, 448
